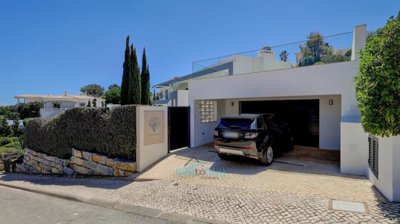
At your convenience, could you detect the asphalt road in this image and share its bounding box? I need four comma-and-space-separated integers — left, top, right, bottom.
0, 186, 173, 224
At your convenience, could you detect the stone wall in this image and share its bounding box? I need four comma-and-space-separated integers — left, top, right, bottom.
15, 148, 136, 177
70, 148, 136, 176
15, 148, 70, 174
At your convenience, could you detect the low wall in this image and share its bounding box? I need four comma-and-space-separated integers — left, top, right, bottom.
15, 148, 70, 174
70, 148, 136, 176
15, 148, 136, 177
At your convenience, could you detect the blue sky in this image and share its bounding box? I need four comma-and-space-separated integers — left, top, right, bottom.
0, 0, 399, 105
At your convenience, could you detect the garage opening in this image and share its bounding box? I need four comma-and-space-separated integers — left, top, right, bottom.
240, 100, 319, 147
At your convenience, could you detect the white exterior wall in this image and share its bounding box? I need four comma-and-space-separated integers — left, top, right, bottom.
341, 122, 400, 202
340, 122, 369, 175
192, 99, 226, 146
368, 136, 400, 202
176, 90, 189, 106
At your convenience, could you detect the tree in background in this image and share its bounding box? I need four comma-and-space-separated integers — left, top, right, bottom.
279, 50, 289, 62
298, 32, 329, 66
298, 32, 351, 66
92, 98, 97, 107
120, 36, 131, 105
16, 102, 43, 119
11, 120, 22, 137
141, 48, 151, 105
104, 84, 121, 104
354, 13, 400, 137
87, 100, 92, 107
0, 116, 11, 137
0, 106, 19, 120
128, 44, 141, 104
80, 84, 104, 97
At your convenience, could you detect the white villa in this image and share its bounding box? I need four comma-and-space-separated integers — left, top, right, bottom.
15, 93, 105, 118
154, 24, 400, 202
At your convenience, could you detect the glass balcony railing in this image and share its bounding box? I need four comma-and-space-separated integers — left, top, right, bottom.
192, 31, 353, 78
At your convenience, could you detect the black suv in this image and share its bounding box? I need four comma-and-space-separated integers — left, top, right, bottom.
213, 114, 293, 166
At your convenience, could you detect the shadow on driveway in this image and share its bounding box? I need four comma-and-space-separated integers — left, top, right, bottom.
0, 173, 133, 189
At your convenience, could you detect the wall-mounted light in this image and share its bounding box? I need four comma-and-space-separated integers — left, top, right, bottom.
231, 101, 235, 106
329, 99, 334, 105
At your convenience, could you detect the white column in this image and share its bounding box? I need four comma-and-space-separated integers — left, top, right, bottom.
351, 24, 367, 61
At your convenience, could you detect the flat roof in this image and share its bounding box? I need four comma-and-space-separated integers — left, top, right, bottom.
153, 61, 234, 88
14, 94, 103, 101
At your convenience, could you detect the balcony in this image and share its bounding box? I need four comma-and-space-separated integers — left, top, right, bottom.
191, 31, 354, 79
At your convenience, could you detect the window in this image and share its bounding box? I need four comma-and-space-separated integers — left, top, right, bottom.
199, 100, 217, 123
217, 118, 254, 129
368, 135, 379, 178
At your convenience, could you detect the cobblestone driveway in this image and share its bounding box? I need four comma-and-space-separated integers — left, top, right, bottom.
130, 146, 400, 223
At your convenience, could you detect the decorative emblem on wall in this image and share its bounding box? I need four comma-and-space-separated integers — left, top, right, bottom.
149, 116, 161, 133
144, 111, 165, 146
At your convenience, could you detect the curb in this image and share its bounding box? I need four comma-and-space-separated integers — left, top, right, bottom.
0, 182, 225, 224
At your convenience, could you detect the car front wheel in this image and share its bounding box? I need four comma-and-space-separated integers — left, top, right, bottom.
260, 146, 274, 166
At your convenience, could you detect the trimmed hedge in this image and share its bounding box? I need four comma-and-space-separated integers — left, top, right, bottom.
25, 106, 136, 160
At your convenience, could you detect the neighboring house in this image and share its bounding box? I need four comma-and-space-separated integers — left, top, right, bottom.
153, 46, 293, 106
15, 94, 105, 118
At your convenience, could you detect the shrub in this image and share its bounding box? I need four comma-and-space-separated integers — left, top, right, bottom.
25, 106, 136, 160
0, 141, 24, 155
354, 13, 400, 137
0, 137, 18, 147
0, 116, 11, 137
16, 102, 43, 119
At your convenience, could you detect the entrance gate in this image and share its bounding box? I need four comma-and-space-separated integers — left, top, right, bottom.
168, 107, 190, 151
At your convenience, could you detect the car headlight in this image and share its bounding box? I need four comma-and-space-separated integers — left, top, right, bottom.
243, 132, 258, 139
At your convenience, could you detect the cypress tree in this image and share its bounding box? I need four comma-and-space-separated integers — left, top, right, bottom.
120, 36, 131, 105
141, 48, 150, 105
129, 44, 141, 104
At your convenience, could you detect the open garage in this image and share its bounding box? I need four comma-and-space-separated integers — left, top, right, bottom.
240, 99, 319, 148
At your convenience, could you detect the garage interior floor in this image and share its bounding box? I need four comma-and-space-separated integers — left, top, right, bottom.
278, 145, 340, 166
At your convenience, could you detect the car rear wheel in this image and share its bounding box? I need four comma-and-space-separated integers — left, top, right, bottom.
217, 152, 228, 160
260, 146, 274, 166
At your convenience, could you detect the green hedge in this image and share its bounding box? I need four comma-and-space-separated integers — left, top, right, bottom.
25, 106, 136, 160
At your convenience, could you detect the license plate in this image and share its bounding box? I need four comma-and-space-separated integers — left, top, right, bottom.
223, 131, 240, 139
219, 148, 244, 156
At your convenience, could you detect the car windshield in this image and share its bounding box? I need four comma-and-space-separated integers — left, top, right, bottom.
217, 118, 255, 129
